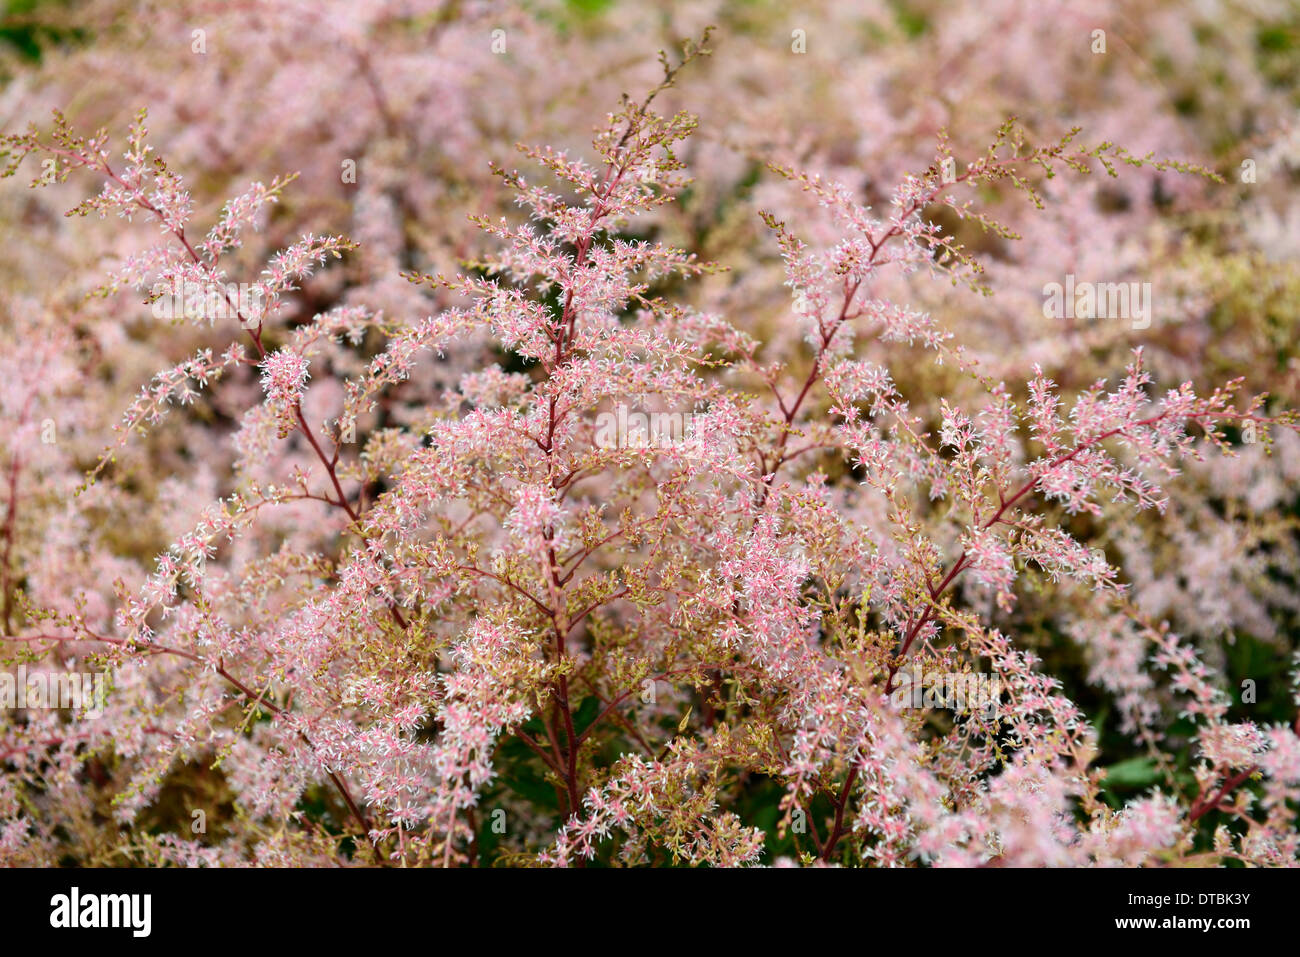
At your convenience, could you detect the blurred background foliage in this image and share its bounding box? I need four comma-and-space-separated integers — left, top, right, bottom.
1, 0, 1298, 864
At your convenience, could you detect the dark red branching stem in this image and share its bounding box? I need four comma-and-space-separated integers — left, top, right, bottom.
1189, 766, 1257, 822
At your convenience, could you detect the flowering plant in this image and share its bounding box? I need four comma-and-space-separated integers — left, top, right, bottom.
2, 2, 1299, 868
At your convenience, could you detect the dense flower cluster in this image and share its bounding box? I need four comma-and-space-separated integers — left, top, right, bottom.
1, 0, 1298, 867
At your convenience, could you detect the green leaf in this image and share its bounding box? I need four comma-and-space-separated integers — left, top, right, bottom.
1102, 757, 1159, 789
572, 695, 602, 736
